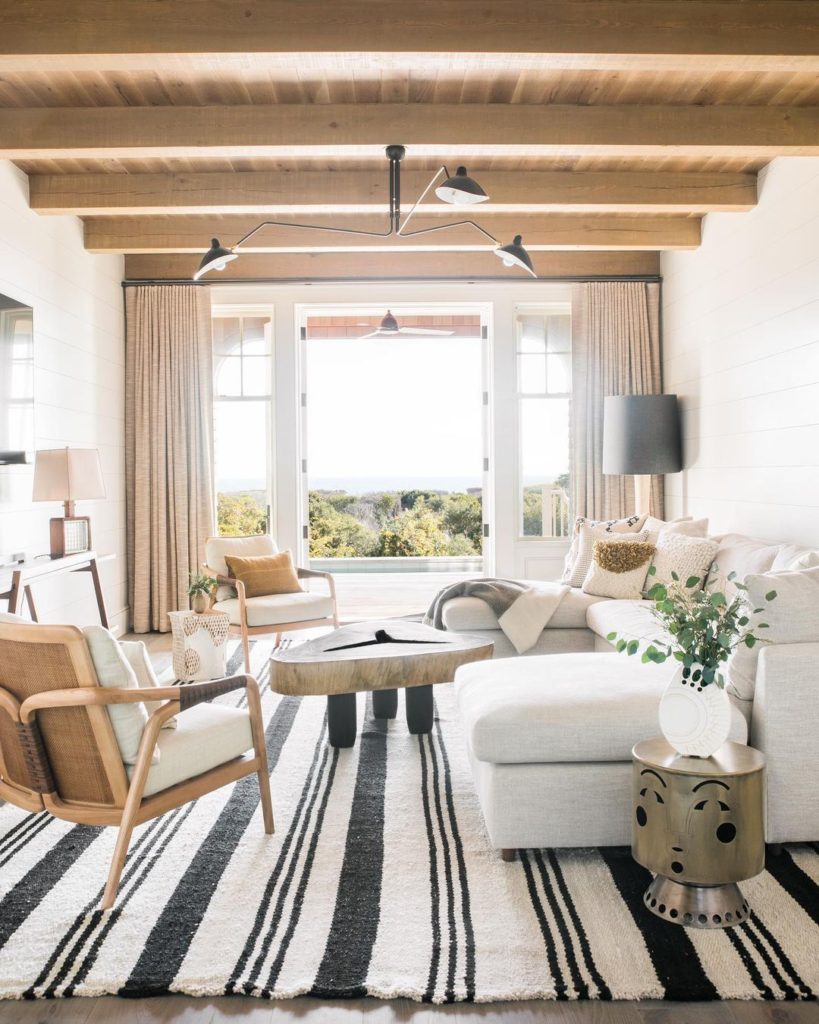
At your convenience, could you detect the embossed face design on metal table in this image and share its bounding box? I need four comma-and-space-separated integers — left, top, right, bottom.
632, 762, 764, 886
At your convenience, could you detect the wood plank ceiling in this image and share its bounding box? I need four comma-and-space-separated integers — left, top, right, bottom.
2, 1, 819, 282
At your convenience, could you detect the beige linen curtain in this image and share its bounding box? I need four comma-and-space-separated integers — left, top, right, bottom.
570, 281, 663, 521
125, 285, 215, 632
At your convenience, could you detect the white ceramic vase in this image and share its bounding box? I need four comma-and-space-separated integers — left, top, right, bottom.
658, 663, 732, 757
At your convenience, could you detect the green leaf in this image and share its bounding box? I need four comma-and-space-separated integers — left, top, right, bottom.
606, 631, 617, 642
702, 665, 717, 684
727, 571, 737, 581
757, 623, 770, 629
744, 635, 757, 648
738, 616, 749, 626
647, 564, 657, 576
734, 582, 748, 592
685, 575, 701, 589
671, 570, 679, 582
616, 639, 627, 653
627, 640, 640, 656
710, 593, 727, 607
718, 632, 731, 648
765, 590, 778, 602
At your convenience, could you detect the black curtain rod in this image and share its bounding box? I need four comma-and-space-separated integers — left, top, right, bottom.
122, 274, 662, 287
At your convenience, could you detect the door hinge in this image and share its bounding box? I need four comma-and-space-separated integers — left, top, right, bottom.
301, 392, 307, 407
482, 391, 489, 406
483, 523, 490, 538
481, 325, 488, 340
303, 525, 309, 540
301, 458, 307, 473
483, 457, 489, 472
300, 326, 307, 340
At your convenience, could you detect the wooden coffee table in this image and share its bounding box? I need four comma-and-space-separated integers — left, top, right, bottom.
269, 619, 493, 747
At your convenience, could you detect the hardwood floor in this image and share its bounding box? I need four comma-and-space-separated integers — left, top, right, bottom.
0, 995, 817, 1022
7, 587, 815, 1022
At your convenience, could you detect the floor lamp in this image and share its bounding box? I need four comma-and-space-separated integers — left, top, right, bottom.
602, 395, 682, 515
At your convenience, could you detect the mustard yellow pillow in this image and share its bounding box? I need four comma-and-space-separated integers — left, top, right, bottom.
224, 551, 302, 599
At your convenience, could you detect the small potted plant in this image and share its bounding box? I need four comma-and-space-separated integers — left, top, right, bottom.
608, 566, 776, 756
188, 572, 217, 614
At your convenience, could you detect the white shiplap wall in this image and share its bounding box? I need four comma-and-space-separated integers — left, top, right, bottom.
0, 160, 127, 629
662, 156, 819, 548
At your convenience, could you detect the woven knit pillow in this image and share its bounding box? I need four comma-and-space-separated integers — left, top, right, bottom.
225, 550, 302, 599
582, 539, 656, 599
649, 533, 719, 591
561, 512, 648, 584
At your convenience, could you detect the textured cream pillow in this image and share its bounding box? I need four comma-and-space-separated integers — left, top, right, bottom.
569, 524, 650, 588
727, 566, 819, 703
582, 539, 656, 599
649, 533, 719, 591
562, 513, 648, 584
661, 517, 709, 538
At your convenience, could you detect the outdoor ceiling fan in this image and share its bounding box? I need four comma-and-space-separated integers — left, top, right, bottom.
193, 144, 536, 280
357, 310, 455, 339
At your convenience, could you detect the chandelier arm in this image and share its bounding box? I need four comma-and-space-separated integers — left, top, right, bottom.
397, 166, 448, 236
398, 218, 500, 246
233, 218, 394, 248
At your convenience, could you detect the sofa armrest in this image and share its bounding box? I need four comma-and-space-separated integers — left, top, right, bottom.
751, 642, 819, 843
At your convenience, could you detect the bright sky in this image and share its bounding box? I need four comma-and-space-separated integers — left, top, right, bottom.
306, 336, 483, 487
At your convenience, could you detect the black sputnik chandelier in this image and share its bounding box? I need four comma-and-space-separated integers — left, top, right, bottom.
193, 144, 535, 280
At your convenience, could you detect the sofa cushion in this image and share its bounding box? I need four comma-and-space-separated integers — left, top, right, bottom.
455, 653, 747, 764
706, 533, 780, 599
119, 638, 177, 728
206, 535, 277, 600
727, 565, 819, 704
568, 525, 650, 589
649, 533, 719, 590
582, 539, 655, 599
561, 513, 648, 583
441, 586, 607, 631
770, 544, 819, 572
586, 599, 658, 649
213, 591, 334, 627
225, 550, 302, 598
129, 703, 253, 797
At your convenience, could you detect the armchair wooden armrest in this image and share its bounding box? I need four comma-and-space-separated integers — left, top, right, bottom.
19, 674, 256, 721
297, 566, 337, 605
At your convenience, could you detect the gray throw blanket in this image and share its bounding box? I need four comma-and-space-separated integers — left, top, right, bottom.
424, 578, 529, 630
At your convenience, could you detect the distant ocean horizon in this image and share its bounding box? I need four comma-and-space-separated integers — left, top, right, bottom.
221, 473, 564, 494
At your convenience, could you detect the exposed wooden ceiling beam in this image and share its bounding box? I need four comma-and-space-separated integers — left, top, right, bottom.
84, 214, 700, 254
124, 250, 660, 282
4, 105, 818, 160
2, 2, 818, 71
32, 169, 757, 216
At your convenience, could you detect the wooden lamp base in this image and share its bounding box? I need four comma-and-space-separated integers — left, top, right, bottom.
49, 516, 92, 559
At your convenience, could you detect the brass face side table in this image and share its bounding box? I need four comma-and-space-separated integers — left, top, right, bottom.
632, 738, 765, 929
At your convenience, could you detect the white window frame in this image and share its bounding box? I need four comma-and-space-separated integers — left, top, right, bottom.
514, 301, 572, 543
211, 302, 276, 538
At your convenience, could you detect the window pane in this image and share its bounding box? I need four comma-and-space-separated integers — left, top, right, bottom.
519, 354, 546, 394
214, 401, 269, 536
517, 315, 546, 353
546, 352, 571, 394
241, 355, 272, 396
215, 355, 242, 396
213, 318, 241, 357
546, 315, 571, 353
520, 397, 570, 537
241, 317, 270, 351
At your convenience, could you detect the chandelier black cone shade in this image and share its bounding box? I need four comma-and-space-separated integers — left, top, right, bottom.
193, 238, 238, 280
434, 166, 489, 205
494, 235, 536, 277
192, 146, 535, 279
380, 310, 399, 332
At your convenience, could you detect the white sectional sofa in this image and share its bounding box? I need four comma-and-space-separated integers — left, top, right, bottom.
447, 532, 819, 855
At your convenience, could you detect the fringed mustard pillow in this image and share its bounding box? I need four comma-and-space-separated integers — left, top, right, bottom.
582, 539, 656, 599
224, 550, 303, 598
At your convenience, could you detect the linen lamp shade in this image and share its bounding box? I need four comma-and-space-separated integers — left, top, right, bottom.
603, 395, 682, 513
33, 447, 106, 558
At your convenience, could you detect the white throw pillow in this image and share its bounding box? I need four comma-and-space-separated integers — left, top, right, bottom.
563, 513, 648, 585
770, 545, 819, 572
83, 626, 158, 766
120, 639, 177, 729
661, 517, 709, 538
569, 524, 650, 589
727, 565, 819, 703
582, 539, 656, 599
643, 515, 693, 533
649, 533, 719, 591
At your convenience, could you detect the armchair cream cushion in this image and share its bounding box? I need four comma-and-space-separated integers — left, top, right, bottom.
213, 591, 335, 627
205, 534, 278, 600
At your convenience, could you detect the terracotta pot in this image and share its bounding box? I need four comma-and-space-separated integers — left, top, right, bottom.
658, 663, 732, 757
190, 591, 210, 614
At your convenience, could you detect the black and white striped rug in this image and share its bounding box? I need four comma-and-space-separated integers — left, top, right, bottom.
1, 638, 818, 1003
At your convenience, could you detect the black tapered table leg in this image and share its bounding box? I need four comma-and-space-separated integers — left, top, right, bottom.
372, 687, 398, 719
405, 684, 434, 734
327, 693, 357, 748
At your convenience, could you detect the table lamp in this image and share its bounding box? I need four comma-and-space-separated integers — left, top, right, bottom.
33, 447, 106, 558
602, 395, 682, 515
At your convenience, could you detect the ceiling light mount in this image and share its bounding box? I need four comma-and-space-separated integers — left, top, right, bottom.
192, 144, 534, 280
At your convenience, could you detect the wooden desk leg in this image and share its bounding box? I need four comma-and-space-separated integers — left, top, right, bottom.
372, 688, 398, 719
7, 570, 22, 615
24, 586, 39, 622
327, 693, 357, 748
89, 557, 110, 628
406, 684, 434, 735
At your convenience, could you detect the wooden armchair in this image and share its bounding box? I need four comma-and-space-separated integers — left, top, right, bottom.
0, 620, 273, 910
204, 535, 338, 671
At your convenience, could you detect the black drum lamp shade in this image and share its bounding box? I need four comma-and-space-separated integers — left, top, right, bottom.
602, 395, 683, 476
